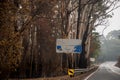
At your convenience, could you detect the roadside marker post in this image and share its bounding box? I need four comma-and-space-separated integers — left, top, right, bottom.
68, 69, 74, 77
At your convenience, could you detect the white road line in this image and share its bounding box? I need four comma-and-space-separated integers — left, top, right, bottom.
110, 67, 120, 75
84, 68, 99, 80
106, 63, 120, 75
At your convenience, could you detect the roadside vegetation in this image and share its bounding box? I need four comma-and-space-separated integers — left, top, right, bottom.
116, 57, 120, 68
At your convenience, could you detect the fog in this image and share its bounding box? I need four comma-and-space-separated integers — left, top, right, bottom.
97, 30, 120, 62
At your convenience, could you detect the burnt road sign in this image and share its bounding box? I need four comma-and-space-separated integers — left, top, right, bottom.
56, 39, 82, 53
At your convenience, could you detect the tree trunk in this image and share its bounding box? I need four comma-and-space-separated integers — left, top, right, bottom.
79, 4, 94, 68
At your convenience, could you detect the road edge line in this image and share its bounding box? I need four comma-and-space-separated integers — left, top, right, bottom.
84, 67, 99, 80
111, 68, 120, 75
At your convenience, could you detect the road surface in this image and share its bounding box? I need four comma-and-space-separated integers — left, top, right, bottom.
85, 61, 120, 80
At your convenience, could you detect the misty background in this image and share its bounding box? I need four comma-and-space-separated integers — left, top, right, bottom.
97, 30, 120, 62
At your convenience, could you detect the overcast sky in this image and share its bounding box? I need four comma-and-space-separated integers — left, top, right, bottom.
96, 5, 120, 36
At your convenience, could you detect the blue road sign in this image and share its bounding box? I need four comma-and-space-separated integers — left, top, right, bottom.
74, 45, 82, 53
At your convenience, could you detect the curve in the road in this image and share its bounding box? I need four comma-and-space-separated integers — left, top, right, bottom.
84, 62, 120, 80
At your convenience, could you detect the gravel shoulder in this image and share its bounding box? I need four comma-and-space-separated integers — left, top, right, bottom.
9, 67, 98, 80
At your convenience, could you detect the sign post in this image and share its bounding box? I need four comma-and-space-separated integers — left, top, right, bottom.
56, 39, 82, 77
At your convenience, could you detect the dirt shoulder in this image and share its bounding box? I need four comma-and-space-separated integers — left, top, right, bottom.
11, 67, 98, 80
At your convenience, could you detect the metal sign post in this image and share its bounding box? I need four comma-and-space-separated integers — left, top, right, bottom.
56, 39, 82, 76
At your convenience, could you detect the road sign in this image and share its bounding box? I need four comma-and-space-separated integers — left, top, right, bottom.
90, 58, 95, 62
56, 39, 82, 53
68, 69, 74, 77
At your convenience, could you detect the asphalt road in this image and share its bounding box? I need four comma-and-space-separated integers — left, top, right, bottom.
85, 62, 120, 80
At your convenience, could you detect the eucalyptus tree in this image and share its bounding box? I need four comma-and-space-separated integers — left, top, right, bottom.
0, 0, 22, 78
78, 0, 120, 68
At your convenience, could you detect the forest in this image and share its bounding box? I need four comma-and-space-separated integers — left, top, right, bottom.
98, 30, 120, 62
0, 0, 119, 79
